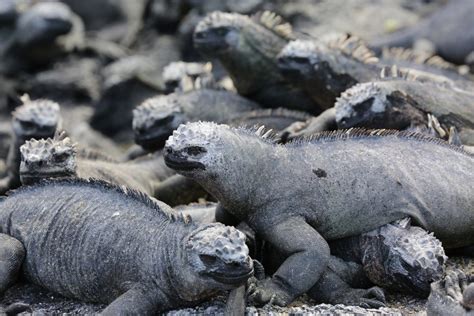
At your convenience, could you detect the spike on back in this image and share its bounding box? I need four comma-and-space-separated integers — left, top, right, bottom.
252, 11, 294, 40
382, 47, 456, 71
328, 33, 379, 64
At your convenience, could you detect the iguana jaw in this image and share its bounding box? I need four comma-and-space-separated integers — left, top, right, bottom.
163, 148, 206, 172
203, 266, 254, 285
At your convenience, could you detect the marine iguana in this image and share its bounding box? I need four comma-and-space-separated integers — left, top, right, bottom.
369, 0, 474, 64
277, 36, 468, 110
333, 72, 474, 146
427, 270, 474, 316
193, 11, 318, 113
132, 89, 260, 151
164, 122, 474, 306
285, 67, 474, 144
19, 134, 175, 199
0, 98, 60, 194
0, 1, 85, 74
0, 178, 253, 314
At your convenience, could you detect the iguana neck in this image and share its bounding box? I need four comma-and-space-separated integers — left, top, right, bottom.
219, 25, 287, 95
196, 136, 274, 219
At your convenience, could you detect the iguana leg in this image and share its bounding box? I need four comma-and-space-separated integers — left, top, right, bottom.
307, 257, 386, 308
247, 217, 330, 306
101, 284, 168, 316
0, 234, 25, 294
281, 107, 336, 141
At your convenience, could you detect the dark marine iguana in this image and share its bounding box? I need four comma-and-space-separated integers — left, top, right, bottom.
369, 0, 474, 64
333, 72, 474, 146
0, 178, 253, 315
18, 134, 176, 199
193, 11, 318, 113
285, 67, 474, 144
132, 89, 309, 152
0, 1, 85, 74
164, 122, 474, 306
427, 270, 474, 316
132, 89, 260, 151
0, 98, 60, 194
277, 35, 468, 110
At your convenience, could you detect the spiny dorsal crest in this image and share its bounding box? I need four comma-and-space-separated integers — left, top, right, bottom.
162, 61, 212, 83
187, 223, 248, 263
20, 134, 76, 162
12, 98, 60, 126
336, 82, 383, 108
252, 11, 294, 40
166, 121, 224, 150
196, 11, 245, 33
132, 95, 181, 130
289, 128, 474, 158
379, 65, 412, 81
382, 47, 456, 71
328, 34, 378, 64
279, 40, 319, 59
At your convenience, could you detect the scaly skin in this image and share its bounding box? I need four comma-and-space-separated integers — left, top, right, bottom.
164, 122, 474, 306
277, 37, 468, 111
19, 135, 175, 199
132, 89, 260, 151
334, 78, 474, 145
193, 11, 318, 113
427, 270, 474, 316
0, 99, 60, 194
370, 0, 474, 64
330, 218, 446, 297
0, 178, 253, 314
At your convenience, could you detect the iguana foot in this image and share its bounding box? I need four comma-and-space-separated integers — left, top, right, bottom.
328, 286, 386, 309
427, 269, 474, 315
246, 278, 294, 306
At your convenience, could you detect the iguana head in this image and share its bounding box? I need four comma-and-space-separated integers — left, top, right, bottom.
164, 122, 232, 177
361, 218, 447, 296
335, 82, 419, 130
194, 12, 244, 55
12, 98, 60, 140
277, 40, 322, 81
19, 132, 76, 185
133, 95, 187, 151
185, 223, 253, 288
162, 61, 213, 93
15, 1, 73, 47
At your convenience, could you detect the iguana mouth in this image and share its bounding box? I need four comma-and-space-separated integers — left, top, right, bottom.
164, 151, 205, 171
207, 268, 254, 285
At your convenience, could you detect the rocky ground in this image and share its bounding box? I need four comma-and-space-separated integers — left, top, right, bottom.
1, 257, 471, 315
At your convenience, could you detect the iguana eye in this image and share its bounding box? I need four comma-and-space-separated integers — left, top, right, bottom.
199, 254, 217, 265
185, 146, 206, 156
54, 152, 69, 162
216, 28, 228, 36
